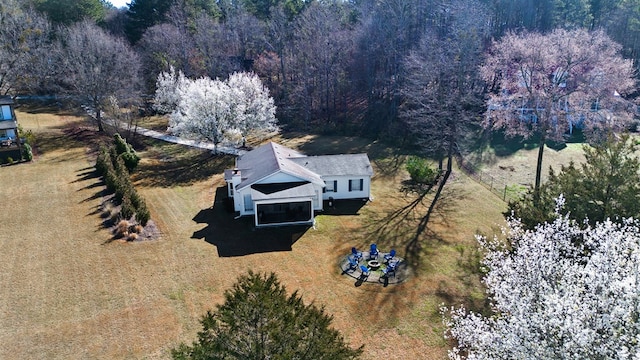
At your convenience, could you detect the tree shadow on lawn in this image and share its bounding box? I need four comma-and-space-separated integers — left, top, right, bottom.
321, 199, 367, 216
465, 129, 587, 170
74, 167, 106, 203
281, 132, 405, 168
34, 121, 110, 160
341, 174, 471, 322
133, 146, 234, 187
16, 98, 81, 116
191, 186, 310, 257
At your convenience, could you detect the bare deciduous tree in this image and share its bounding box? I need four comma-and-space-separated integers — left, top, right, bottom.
290, 2, 352, 128
57, 21, 141, 131
400, 0, 489, 173
481, 29, 635, 195
0, 0, 52, 96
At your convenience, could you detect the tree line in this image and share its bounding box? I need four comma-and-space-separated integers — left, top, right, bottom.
3, 0, 640, 141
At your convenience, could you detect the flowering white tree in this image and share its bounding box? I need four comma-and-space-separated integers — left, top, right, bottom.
444, 199, 640, 359
153, 65, 186, 114
168, 77, 232, 150
226, 72, 278, 143
158, 70, 277, 149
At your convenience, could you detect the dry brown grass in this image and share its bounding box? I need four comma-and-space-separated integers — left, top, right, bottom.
135, 115, 170, 132
0, 110, 538, 359
474, 142, 586, 187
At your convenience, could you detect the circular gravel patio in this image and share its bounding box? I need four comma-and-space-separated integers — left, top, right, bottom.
339, 251, 410, 285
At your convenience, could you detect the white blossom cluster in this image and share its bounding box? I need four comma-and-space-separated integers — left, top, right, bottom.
153, 66, 186, 114
444, 202, 640, 359
154, 67, 277, 147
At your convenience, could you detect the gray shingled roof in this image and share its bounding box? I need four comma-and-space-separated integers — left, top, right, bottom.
233, 142, 373, 190
235, 142, 324, 190
289, 154, 373, 177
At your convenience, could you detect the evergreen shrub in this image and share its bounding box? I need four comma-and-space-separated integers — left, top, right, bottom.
406, 156, 437, 184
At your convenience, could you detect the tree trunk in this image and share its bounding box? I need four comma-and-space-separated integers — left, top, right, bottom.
447, 137, 454, 174
279, 50, 287, 100
96, 108, 104, 132
534, 136, 545, 200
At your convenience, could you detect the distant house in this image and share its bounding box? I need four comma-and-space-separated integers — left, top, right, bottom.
225, 142, 373, 227
0, 96, 22, 162
0, 97, 18, 145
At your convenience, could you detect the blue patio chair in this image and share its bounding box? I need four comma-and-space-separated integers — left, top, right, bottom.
382, 266, 396, 277
369, 243, 379, 260
384, 249, 396, 263
347, 256, 359, 271
382, 264, 396, 278
383, 260, 399, 278
359, 265, 370, 278
351, 247, 363, 261
388, 259, 399, 270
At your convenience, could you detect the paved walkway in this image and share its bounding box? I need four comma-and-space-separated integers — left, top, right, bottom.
84, 107, 247, 156
132, 126, 246, 155
340, 251, 410, 286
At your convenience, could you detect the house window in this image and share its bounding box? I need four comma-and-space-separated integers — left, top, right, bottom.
324, 180, 337, 193
349, 179, 363, 192
0, 106, 11, 121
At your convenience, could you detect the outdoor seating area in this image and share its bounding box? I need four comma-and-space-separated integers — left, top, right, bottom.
340, 244, 409, 285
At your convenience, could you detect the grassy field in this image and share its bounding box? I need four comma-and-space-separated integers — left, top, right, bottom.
0, 109, 583, 359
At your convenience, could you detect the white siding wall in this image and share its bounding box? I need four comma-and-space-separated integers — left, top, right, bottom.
321, 176, 371, 200
232, 172, 371, 216
234, 187, 251, 215
234, 172, 324, 215
261, 172, 304, 184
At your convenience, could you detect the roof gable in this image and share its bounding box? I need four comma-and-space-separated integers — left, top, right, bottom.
236, 142, 323, 190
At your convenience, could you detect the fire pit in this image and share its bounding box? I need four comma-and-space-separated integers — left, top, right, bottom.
367, 260, 381, 270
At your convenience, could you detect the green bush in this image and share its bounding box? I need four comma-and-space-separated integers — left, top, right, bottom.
120, 195, 134, 220
113, 133, 140, 172
406, 156, 437, 184
18, 125, 35, 145
113, 133, 129, 155
129, 190, 142, 209
22, 143, 33, 161
136, 203, 150, 226
121, 151, 140, 172
114, 182, 128, 203
104, 169, 119, 193
95, 146, 111, 175
112, 149, 126, 174
96, 139, 150, 226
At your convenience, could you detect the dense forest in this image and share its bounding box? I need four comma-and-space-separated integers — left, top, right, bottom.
3, 0, 640, 149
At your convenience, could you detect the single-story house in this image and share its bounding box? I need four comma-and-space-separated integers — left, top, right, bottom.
224, 142, 373, 227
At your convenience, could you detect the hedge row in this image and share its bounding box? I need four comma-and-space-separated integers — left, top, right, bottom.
95, 136, 150, 226
113, 133, 140, 172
